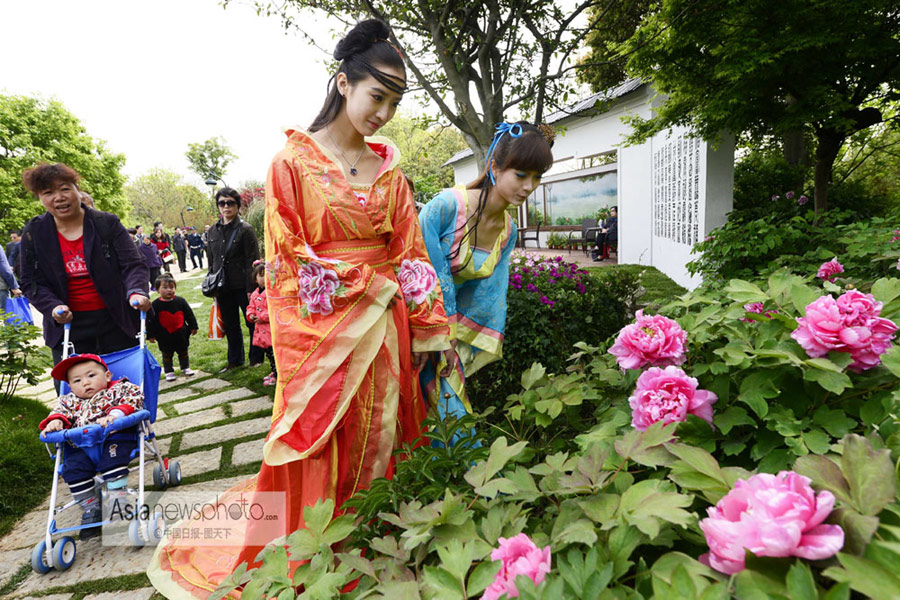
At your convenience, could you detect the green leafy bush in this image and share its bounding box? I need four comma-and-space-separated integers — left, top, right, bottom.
0, 314, 49, 402
466, 252, 627, 411
221, 268, 900, 599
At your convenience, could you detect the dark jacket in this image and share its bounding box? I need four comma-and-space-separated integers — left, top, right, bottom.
139, 241, 164, 267
206, 217, 259, 292
605, 216, 618, 243
19, 208, 150, 348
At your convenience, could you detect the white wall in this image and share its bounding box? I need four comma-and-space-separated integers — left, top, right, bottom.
448, 86, 734, 290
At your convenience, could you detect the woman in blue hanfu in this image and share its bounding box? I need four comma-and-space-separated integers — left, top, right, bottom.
418, 122, 554, 432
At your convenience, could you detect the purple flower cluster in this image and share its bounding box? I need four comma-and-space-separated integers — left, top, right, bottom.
508, 251, 591, 309
771, 190, 809, 206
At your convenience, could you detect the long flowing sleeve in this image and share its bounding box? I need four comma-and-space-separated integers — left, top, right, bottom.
387, 175, 451, 353
418, 190, 461, 337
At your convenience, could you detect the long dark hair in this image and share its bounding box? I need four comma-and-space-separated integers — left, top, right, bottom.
448, 122, 554, 272
309, 19, 407, 133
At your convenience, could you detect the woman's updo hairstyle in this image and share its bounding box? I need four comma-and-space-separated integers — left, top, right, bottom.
309, 19, 407, 133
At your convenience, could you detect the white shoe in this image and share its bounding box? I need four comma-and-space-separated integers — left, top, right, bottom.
165, 372, 177, 381
183, 368, 195, 377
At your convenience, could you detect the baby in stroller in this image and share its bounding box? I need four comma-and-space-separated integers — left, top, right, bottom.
39, 353, 143, 539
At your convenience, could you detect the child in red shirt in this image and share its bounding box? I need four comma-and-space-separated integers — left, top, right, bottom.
246, 263, 276, 386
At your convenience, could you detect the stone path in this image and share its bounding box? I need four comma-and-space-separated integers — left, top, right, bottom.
3, 368, 274, 599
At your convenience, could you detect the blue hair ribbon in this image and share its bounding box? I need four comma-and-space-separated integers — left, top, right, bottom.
486, 122, 523, 184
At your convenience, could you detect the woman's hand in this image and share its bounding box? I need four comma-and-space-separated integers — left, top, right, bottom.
10, 288, 22, 297
439, 340, 459, 378
412, 351, 429, 370
129, 294, 151, 312
52, 305, 73, 324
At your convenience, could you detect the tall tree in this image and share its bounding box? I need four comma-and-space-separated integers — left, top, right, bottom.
577, 0, 654, 93
229, 0, 615, 167
617, 0, 900, 214
125, 169, 212, 230
184, 136, 237, 182
0, 95, 127, 232
378, 113, 466, 201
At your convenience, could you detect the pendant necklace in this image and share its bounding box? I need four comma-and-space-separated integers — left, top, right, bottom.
326, 127, 366, 176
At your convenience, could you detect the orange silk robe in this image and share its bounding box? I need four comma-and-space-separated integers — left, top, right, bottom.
149, 129, 450, 599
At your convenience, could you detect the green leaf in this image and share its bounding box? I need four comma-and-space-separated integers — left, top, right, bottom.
724, 279, 768, 303
650, 552, 719, 594
714, 406, 755, 435
803, 368, 852, 394
423, 565, 464, 598
618, 480, 693, 537
824, 553, 900, 598
665, 443, 724, 483
521, 362, 547, 390
467, 561, 501, 598
785, 562, 817, 600
464, 437, 528, 490
831, 508, 880, 556
738, 372, 780, 418
791, 284, 822, 315
841, 434, 897, 516
812, 407, 857, 438
793, 455, 852, 505
871, 277, 900, 305
614, 421, 676, 463
579, 494, 619, 525
302, 498, 335, 539
802, 429, 832, 454
321, 514, 356, 546
880, 345, 900, 378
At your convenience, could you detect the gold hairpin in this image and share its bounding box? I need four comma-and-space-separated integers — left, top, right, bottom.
537, 123, 556, 146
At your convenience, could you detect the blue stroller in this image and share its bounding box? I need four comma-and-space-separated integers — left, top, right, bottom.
32, 311, 182, 574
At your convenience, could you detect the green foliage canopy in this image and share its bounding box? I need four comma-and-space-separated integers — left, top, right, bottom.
125, 169, 213, 230
0, 95, 127, 232
618, 0, 900, 213
184, 136, 237, 182
377, 113, 466, 201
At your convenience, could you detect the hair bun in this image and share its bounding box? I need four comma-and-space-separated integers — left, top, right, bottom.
333, 19, 391, 61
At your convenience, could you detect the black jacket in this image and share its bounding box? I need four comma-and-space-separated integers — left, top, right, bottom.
206, 217, 259, 292
19, 208, 150, 348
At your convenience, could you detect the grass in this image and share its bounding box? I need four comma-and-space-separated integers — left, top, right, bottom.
587, 263, 687, 308
0, 394, 56, 538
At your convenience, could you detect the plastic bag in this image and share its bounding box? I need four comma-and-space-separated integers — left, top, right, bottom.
208, 299, 225, 340
5, 296, 34, 326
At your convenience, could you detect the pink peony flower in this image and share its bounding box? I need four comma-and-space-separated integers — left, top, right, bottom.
798, 195, 809, 206
741, 302, 777, 322
482, 534, 551, 600
816, 258, 844, 282
785, 191, 795, 199
699, 471, 844, 574
608, 310, 687, 370
396, 259, 438, 305
628, 366, 717, 431
298, 262, 341, 315
792, 290, 897, 371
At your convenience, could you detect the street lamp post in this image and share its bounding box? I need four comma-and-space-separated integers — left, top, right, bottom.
180, 206, 194, 227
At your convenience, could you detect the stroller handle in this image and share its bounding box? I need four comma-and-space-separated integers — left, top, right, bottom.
60, 310, 148, 359
40, 410, 151, 445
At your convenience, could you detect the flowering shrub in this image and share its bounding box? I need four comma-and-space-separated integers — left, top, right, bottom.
467, 252, 626, 408
220, 267, 900, 600
608, 310, 687, 369
482, 534, 551, 599
699, 471, 844, 574
628, 365, 717, 431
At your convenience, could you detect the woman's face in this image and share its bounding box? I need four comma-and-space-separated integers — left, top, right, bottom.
491, 166, 543, 208
338, 65, 405, 137
38, 179, 84, 222
217, 196, 239, 222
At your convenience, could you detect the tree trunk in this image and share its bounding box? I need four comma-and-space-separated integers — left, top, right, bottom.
813, 129, 843, 217
782, 130, 809, 167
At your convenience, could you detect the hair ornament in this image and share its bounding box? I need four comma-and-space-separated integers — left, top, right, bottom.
537, 123, 556, 146
485, 122, 523, 184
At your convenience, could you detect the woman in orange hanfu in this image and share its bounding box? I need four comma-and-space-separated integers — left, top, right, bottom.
148, 19, 450, 599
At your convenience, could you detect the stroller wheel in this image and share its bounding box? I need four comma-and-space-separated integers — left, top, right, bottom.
51, 536, 76, 571
153, 465, 167, 490
128, 520, 145, 547
30, 540, 51, 574
147, 513, 166, 544
168, 461, 182, 486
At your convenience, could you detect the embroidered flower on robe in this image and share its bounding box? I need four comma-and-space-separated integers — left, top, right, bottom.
396, 259, 439, 307
297, 261, 343, 317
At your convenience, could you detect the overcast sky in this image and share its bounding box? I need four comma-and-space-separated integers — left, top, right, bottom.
0, 0, 340, 188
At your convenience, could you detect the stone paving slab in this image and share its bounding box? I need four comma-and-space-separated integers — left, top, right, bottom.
17, 594, 73, 600
172, 388, 254, 416
231, 437, 266, 466
152, 406, 226, 438
188, 302, 203, 309
14, 374, 54, 398
188, 378, 230, 392
0, 504, 80, 552
0, 545, 30, 591
135, 447, 222, 484
11, 539, 157, 596
157, 387, 199, 405
83, 588, 155, 600
180, 417, 271, 451
158, 371, 209, 392
230, 396, 272, 418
